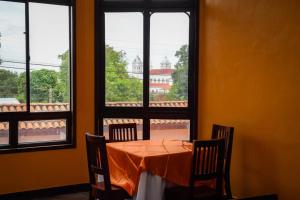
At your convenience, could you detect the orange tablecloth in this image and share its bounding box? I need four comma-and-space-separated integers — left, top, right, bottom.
106, 140, 193, 196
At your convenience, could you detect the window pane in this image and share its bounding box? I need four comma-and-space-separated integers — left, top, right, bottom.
29, 3, 70, 112
105, 13, 143, 107
0, 1, 26, 112
150, 13, 189, 107
0, 122, 9, 145
18, 119, 66, 144
103, 118, 143, 140
150, 119, 189, 140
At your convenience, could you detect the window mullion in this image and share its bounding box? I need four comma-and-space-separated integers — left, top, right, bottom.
9, 120, 18, 147
143, 10, 150, 139
25, 2, 30, 113
143, 11, 150, 109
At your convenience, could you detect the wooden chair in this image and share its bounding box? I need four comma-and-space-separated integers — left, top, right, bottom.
211, 124, 234, 199
109, 123, 137, 142
85, 133, 131, 200
165, 139, 226, 200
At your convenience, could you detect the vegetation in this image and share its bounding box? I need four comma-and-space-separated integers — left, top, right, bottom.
167, 44, 188, 100
0, 41, 188, 104
105, 45, 143, 102
0, 69, 18, 98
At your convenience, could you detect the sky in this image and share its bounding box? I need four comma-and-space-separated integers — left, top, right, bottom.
0, 1, 69, 73
0, 2, 189, 74
105, 12, 189, 72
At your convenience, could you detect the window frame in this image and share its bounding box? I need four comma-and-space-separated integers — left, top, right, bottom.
95, 0, 199, 141
0, 0, 76, 153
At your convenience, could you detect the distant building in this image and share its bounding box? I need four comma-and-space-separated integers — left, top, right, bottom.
132, 55, 143, 80
150, 57, 174, 94
131, 55, 174, 94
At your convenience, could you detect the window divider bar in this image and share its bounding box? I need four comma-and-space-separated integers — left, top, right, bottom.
95, 0, 105, 135
2, 0, 72, 6
9, 120, 18, 147
143, 11, 150, 108
25, 2, 30, 113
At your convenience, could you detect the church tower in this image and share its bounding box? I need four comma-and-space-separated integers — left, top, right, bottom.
160, 56, 171, 69
132, 55, 143, 80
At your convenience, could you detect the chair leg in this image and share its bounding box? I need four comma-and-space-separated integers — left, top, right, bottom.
224, 173, 232, 199
89, 189, 94, 200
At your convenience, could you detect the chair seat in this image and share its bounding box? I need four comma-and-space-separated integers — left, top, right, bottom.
165, 185, 223, 200
92, 182, 131, 199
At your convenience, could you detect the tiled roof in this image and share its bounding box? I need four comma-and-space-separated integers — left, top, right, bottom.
104, 119, 189, 126
150, 69, 174, 75
0, 101, 188, 131
150, 83, 172, 90
0, 120, 66, 131
106, 101, 187, 107
0, 103, 69, 112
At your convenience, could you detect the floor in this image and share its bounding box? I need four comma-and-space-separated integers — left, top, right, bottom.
3, 192, 90, 200
33, 192, 89, 200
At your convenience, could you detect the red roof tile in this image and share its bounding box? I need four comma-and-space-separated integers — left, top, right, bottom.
0, 101, 188, 131
150, 69, 174, 75
150, 83, 172, 90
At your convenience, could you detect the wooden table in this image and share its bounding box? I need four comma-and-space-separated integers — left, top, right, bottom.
106, 140, 193, 197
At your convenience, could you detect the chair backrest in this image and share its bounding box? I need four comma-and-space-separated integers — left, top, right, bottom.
191, 139, 226, 194
109, 123, 137, 142
211, 124, 234, 171
85, 132, 112, 192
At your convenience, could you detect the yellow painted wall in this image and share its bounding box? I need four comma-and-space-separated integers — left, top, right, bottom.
199, 0, 300, 199
0, 0, 93, 194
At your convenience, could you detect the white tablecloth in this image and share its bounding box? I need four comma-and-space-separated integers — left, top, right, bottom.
133, 172, 166, 200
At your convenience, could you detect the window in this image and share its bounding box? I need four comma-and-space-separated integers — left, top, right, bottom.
0, 0, 75, 152
95, 0, 198, 140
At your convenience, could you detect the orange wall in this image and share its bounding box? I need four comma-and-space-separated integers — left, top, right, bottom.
0, 0, 93, 194
199, 0, 300, 199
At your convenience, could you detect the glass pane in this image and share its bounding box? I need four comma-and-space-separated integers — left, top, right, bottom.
150, 119, 189, 140
150, 13, 189, 107
105, 13, 143, 107
29, 3, 70, 112
18, 119, 66, 144
0, 122, 9, 145
103, 118, 143, 140
0, 1, 26, 112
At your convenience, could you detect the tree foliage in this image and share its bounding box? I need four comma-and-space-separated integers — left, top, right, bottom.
105, 45, 142, 102
0, 69, 18, 98
167, 44, 188, 100
17, 69, 63, 103
58, 50, 70, 102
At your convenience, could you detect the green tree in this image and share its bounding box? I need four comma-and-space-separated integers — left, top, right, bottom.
0, 69, 18, 98
167, 44, 188, 100
0, 32, 2, 65
17, 69, 63, 103
16, 72, 26, 102
105, 45, 142, 102
58, 50, 70, 102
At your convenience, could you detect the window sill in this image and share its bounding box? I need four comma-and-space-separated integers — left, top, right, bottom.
0, 142, 75, 154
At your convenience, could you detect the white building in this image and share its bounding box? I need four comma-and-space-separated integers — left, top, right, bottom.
131, 56, 174, 94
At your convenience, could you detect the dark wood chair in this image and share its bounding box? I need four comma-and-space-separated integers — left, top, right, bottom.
165, 138, 226, 200
211, 124, 234, 199
109, 123, 137, 142
85, 132, 131, 200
